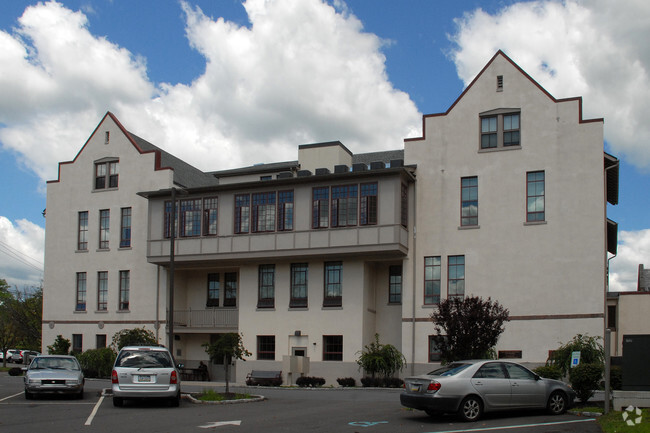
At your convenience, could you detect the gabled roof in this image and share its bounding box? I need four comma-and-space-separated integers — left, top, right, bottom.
406, 50, 604, 143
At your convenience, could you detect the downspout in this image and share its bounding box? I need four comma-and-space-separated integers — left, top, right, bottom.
155, 265, 161, 342
604, 161, 618, 351
410, 180, 417, 376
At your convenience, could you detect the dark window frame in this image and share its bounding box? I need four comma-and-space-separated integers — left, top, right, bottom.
75, 272, 86, 311
312, 187, 329, 228
290, 263, 308, 308
278, 190, 294, 231
461, 176, 478, 226
119, 270, 130, 311
257, 264, 275, 308
234, 194, 251, 234
526, 171, 545, 222
389, 265, 402, 304
94, 160, 118, 190
120, 207, 132, 248
360, 182, 378, 225
224, 272, 237, 307
180, 198, 202, 237
207, 273, 220, 307
323, 335, 343, 361
97, 271, 108, 311
448, 255, 465, 301
424, 256, 441, 305
428, 336, 442, 362
99, 209, 110, 249
257, 335, 276, 360
77, 211, 88, 250
323, 262, 342, 307
252, 192, 276, 233
203, 197, 218, 236
331, 184, 358, 227
480, 110, 521, 150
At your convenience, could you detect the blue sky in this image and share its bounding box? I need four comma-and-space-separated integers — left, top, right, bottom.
0, 0, 648, 291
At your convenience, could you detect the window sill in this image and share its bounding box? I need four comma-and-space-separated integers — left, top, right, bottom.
524, 221, 547, 226
289, 307, 309, 311
322, 306, 343, 310
387, 302, 401, 306
421, 304, 439, 309
118, 246, 132, 251
458, 225, 480, 230
117, 309, 130, 313
73, 310, 87, 314
92, 187, 119, 193
256, 307, 276, 311
478, 145, 521, 153
75, 249, 89, 254
95, 310, 108, 314
96, 248, 110, 252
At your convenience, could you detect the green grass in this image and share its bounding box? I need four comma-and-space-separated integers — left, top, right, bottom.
196, 389, 252, 402
598, 408, 650, 433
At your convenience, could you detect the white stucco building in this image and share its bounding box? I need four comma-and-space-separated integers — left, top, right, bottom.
43, 51, 618, 385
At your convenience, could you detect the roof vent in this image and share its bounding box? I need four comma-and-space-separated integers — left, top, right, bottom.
277, 171, 293, 179
370, 161, 385, 170
390, 159, 404, 168
297, 170, 312, 177
497, 75, 503, 92
352, 163, 367, 172
315, 168, 330, 176
334, 165, 349, 174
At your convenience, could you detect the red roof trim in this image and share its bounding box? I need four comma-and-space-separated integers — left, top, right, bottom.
405, 50, 603, 143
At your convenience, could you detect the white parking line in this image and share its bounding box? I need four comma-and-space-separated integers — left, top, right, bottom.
430, 418, 597, 433
0, 392, 23, 402
85, 395, 105, 426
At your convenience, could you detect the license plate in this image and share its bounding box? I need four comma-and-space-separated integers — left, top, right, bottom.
410, 385, 420, 392
137, 375, 152, 383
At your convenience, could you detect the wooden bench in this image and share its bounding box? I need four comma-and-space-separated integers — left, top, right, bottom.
246, 370, 282, 386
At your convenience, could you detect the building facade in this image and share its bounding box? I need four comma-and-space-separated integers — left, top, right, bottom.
43, 51, 618, 384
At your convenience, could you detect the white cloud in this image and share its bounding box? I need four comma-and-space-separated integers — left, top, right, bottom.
609, 229, 650, 292
0, 217, 45, 289
448, 0, 650, 172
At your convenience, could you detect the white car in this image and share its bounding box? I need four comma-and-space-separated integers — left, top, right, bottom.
24, 355, 85, 399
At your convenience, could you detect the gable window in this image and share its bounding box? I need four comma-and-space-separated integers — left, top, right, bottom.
278, 191, 294, 231
257, 336, 275, 360
526, 171, 545, 222
448, 255, 465, 300
360, 182, 378, 225
323, 335, 343, 361
332, 185, 358, 227
95, 161, 118, 189
75, 272, 86, 311
389, 265, 402, 304
224, 272, 237, 307
480, 109, 521, 149
424, 256, 441, 305
120, 207, 131, 248
461, 176, 478, 226
324, 262, 342, 307
77, 211, 88, 250
207, 273, 220, 307
119, 270, 130, 311
234, 194, 250, 234
97, 271, 108, 311
290, 263, 308, 308
252, 192, 276, 232
180, 199, 202, 237
99, 209, 110, 249
203, 197, 218, 236
312, 187, 329, 228
258, 265, 275, 308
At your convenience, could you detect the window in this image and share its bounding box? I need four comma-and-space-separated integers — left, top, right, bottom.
428, 336, 441, 362
332, 185, 358, 227
323, 335, 343, 361
257, 336, 275, 360
75, 272, 86, 311
180, 199, 202, 237
360, 182, 378, 225
401, 183, 408, 227
278, 191, 294, 231
77, 211, 88, 250
424, 257, 441, 305
607, 305, 617, 330
99, 209, 110, 249
95, 161, 118, 189
252, 192, 276, 232
207, 273, 220, 307
97, 271, 108, 311
258, 265, 275, 308
312, 187, 329, 228
164, 201, 178, 238
119, 270, 130, 311
234, 194, 250, 234
96, 334, 107, 349
72, 334, 82, 353
120, 207, 131, 247
480, 110, 520, 149
448, 255, 465, 300
389, 265, 402, 304
461, 177, 478, 226
224, 272, 237, 307
504, 363, 535, 380
475, 362, 507, 378
526, 171, 545, 222
203, 197, 218, 236
290, 263, 308, 308
324, 262, 342, 307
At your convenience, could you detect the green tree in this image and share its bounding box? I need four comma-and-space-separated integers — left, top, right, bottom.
203, 333, 251, 395
0, 281, 42, 358
431, 296, 510, 363
111, 327, 158, 351
356, 334, 406, 378
0, 279, 18, 367
548, 334, 604, 377
47, 335, 71, 355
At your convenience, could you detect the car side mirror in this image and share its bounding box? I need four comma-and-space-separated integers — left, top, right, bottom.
534, 374, 541, 381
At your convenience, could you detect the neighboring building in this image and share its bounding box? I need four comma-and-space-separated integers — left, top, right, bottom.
639, 264, 650, 292
43, 51, 618, 385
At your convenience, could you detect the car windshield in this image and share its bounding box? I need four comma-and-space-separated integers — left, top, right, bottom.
31, 357, 80, 370
116, 350, 173, 368
427, 363, 472, 377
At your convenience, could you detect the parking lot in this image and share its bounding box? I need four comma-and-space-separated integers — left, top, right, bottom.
0, 373, 602, 433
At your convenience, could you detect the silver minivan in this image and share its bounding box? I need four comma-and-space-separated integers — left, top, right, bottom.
111, 346, 182, 407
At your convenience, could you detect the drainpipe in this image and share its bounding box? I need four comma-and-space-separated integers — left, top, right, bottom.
410, 180, 417, 376
155, 265, 161, 342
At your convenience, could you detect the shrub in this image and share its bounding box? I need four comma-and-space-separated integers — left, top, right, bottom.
337, 377, 356, 387
549, 334, 604, 377
570, 363, 603, 403
75, 348, 116, 378
356, 334, 406, 379
296, 376, 325, 387
533, 365, 563, 380
8, 367, 23, 376
610, 365, 622, 390
360, 376, 404, 388
47, 335, 71, 355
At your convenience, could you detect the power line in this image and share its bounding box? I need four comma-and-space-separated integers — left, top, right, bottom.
0, 241, 44, 273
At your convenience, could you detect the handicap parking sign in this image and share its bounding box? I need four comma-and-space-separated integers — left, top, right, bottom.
571, 351, 581, 368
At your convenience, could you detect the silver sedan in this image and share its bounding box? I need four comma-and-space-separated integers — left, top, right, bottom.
401, 360, 575, 421
24, 355, 85, 399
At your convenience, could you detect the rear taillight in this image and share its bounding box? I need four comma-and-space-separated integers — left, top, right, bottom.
427, 381, 441, 392
170, 370, 178, 384
111, 370, 118, 384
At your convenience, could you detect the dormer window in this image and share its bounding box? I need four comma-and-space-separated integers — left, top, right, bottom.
95, 160, 119, 189
480, 109, 521, 150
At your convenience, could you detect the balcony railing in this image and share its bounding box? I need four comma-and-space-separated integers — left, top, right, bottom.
172, 308, 238, 329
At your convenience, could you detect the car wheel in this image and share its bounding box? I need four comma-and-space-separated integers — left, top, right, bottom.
77, 389, 84, 400
547, 391, 567, 415
25, 390, 33, 400
458, 396, 482, 422
169, 393, 181, 407
113, 397, 124, 407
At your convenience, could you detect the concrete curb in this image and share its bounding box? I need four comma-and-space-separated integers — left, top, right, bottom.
183, 393, 266, 404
